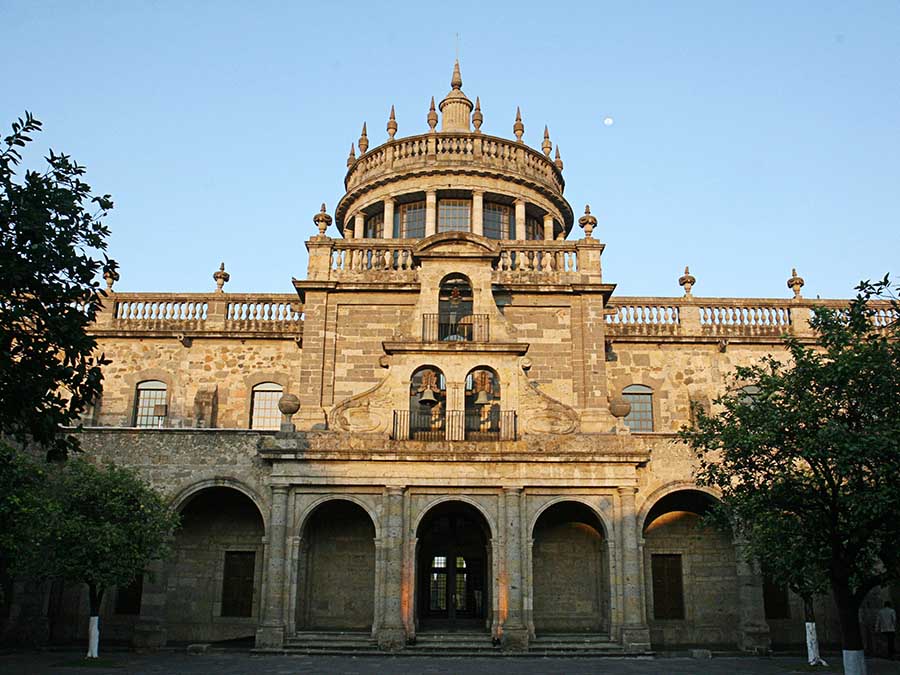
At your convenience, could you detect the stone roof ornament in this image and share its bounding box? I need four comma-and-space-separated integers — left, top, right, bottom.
427, 97, 438, 132
439, 60, 473, 132
387, 105, 398, 140
347, 143, 356, 168
679, 266, 696, 297
578, 204, 597, 238
213, 262, 230, 293
472, 96, 483, 133
542, 126, 552, 156
787, 268, 805, 298
513, 107, 524, 143
358, 122, 369, 154
554, 146, 564, 171
103, 267, 120, 292
313, 203, 333, 236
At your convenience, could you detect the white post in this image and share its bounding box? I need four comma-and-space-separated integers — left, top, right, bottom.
87, 615, 100, 658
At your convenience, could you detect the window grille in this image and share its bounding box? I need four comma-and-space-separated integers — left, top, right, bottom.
250, 382, 283, 430
623, 384, 654, 432
483, 202, 512, 239
363, 212, 384, 238
134, 380, 167, 427
438, 199, 471, 233
397, 201, 426, 238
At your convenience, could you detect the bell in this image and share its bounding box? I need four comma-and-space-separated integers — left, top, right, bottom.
474, 390, 491, 406
419, 388, 438, 407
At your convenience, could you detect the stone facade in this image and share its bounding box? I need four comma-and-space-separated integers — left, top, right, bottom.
13, 62, 897, 653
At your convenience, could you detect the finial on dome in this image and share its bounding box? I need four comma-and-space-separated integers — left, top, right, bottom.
313, 203, 333, 236
578, 204, 597, 239
427, 97, 438, 132
679, 266, 696, 297
451, 59, 463, 90
387, 105, 397, 140
554, 146, 564, 171
472, 96, 483, 133
513, 107, 524, 143
787, 268, 805, 298
542, 125, 552, 156
347, 143, 356, 168
358, 122, 369, 154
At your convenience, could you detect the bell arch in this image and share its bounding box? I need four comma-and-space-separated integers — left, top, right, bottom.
464, 366, 502, 440
408, 365, 446, 440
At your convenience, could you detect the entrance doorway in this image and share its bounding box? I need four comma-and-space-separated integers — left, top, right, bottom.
416, 501, 490, 632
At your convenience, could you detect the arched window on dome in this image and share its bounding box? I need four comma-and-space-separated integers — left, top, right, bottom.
250, 382, 283, 430
622, 384, 654, 432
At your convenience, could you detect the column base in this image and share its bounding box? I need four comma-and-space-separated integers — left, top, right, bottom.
132, 620, 167, 651
621, 625, 652, 653
255, 624, 285, 649
376, 626, 407, 651
501, 625, 529, 651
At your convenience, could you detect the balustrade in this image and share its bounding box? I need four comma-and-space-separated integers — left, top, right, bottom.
391, 410, 517, 441
330, 241, 416, 274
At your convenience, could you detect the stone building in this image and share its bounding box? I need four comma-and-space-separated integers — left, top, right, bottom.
19, 62, 893, 653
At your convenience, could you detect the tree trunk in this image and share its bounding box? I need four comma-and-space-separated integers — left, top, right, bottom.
86, 583, 103, 659
833, 581, 866, 675
803, 595, 827, 666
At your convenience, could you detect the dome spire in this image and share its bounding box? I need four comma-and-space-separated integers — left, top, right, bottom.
513, 106, 524, 142
387, 105, 397, 140
439, 59, 472, 132
358, 122, 369, 154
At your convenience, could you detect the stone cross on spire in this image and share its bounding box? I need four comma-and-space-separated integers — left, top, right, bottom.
439, 60, 473, 132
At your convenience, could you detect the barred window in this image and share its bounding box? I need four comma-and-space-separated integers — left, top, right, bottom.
250, 382, 283, 430
397, 201, 426, 238
363, 212, 384, 238
483, 202, 513, 240
623, 384, 653, 432
438, 199, 471, 233
134, 380, 167, 427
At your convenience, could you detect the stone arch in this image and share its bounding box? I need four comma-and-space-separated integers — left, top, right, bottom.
637, 481, 721, 534
293, 494, 382, 540
530, 499, 611, 634
169, 477, 269, 533
412, 494, 497, 541
296, 498, 377, 631
529, 495, 611, 539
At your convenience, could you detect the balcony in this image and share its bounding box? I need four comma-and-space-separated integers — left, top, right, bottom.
422, 314, 489, 342
392, 410, 517, 441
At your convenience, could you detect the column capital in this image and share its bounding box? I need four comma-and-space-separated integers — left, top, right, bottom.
271, 486, 290, 496
384, 485, 406, 496
617, 486, 638, 497
502, 486, 524, 495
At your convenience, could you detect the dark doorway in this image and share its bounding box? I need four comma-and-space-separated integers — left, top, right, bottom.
221, 551, 256, 617
416, 501, 490, 632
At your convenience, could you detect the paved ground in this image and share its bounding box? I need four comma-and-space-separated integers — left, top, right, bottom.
2, 652, 899, 675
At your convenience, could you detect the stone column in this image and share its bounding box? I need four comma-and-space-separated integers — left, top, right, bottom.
132, 558, 168, 650
383, 197, 395, 239
353, 212, 365, 240
514, 200, 526, 241
734, 536, 772, 652
618, 487, 651, 651
256, 486, 289, 648
425, 190, 437, 237
501, 487, 528, 650
472, 190, 484, 236
543, 214, 554, 241
377, 487, 407, 650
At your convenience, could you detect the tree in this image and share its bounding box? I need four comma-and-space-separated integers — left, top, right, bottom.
681, 277, 900, 675
0, 112, 116, 460
10, 458, 178, 658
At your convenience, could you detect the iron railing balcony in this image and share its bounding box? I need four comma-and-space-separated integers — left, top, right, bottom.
422, 314, 489, 342
392, 410, 516, 441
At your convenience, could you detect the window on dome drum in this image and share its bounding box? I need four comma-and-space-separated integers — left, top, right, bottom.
363, 212, 384, 238
651, 553, 685, 620
622, 384, 653, 432
483, 202, 513, 240
134, 380, 167, 427
438, 199, 471, 233
525, 215, 543, 240
250, 382, 283, 430
396, 201, 426, 238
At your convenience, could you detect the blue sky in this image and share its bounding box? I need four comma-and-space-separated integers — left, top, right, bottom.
3, 1, 898, 298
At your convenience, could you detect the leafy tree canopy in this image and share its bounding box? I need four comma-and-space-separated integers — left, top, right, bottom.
681, 276, 900, 654
0, 112, 116, 459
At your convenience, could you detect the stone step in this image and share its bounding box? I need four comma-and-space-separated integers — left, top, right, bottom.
283, 630, 377, 653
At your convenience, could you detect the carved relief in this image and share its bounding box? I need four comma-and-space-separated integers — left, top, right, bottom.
517, 369, 579, 435
329, 374, 395, 434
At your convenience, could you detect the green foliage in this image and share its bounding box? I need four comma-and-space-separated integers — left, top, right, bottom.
0, 443, 51, 562
0, 112, 117, 459
681, 276, 900, 647
7, 454, 178, 608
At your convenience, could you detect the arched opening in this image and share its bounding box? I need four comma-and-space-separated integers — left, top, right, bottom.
297, 500, 376, 631
167, 486, 265, 643
408, 366, 446, 440
464, 367, 502, 441
434, 274, 478, 342
415, 501, 491, 632
532, 501, 609, 634
642, 489, 738, 648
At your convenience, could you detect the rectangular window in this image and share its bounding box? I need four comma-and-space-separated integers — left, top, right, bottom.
363, 212, 384, 238
221, 551, 256, 617
438, 199, 471, 233
115, 574, 144, 615
398, 201, 426, 238
623, 390, 654, 432
525, 216, 543, 240
651, 554, 685, 620
763, 576, 791, 619
483, 202, 511, 240
134, 382, 167, 428
250, 383, 283, 430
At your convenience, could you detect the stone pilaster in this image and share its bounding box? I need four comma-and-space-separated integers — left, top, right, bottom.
294, 289, 329, 429
734, 537, 772, 652
543, 213, 553, 240
472, 190, 484, 236
132, 559, 168, 650
425, 190, 437, 236
377, 486, 407, 650
618, 487, 651, 652
514, 200, 526, 241
501, 487, 528, 650
354, 212, 365, 239
256, 486, 289, 648
383, 197, 395, 239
